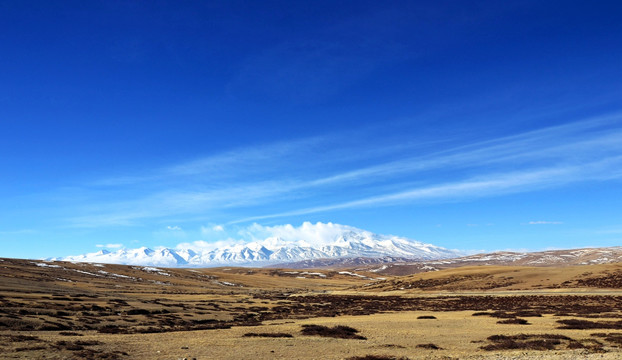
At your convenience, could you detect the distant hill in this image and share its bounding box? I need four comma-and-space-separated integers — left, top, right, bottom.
356, 247, 622, 276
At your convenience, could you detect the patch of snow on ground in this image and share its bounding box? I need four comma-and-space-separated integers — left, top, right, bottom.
97, 270, 135, 279
134, 266, 170, 276
300, 272, 326, 278
338, 271, 369, 279
139, 266, 161, 272
370, 265, 388, 273
527, 255, 564, 264
420, 265, 438, 271
150, 280, 169, 285
34, 262, 61, 268
72, 269, 103, 277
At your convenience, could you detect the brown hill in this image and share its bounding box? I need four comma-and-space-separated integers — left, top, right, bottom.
357, 247, 622, 276
358, 263, 622, 292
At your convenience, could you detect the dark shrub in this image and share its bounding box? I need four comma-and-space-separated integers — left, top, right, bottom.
497, 318, 530, 325
481, 334, 579, 351
557, 319, 622, 329
126, 309, 150, 315
346, 356, 409, 360
243, 332, 293, 338
59, 331, 83, 336
301, 324, 366, 340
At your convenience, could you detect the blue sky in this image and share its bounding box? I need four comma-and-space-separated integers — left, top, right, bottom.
1, 1, 622, 259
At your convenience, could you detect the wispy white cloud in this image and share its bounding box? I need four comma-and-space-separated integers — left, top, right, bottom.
528, 221, 563, 225
200, 224, 225, 236
305, 113, 622, 189
176, 238, 245, 251
95, 243, 123, 249
231, 158, 622, 223
61, 112, 622, 228
92, 136, 331, 187
166, 225, 182, 231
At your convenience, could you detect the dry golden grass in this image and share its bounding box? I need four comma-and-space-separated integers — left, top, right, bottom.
2, 257, 622, 359
14, 311, 620, 359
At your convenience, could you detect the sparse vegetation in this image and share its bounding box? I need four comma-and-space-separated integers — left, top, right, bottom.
244, 332, 293, 338
417, 315, 436, 319
557, 319, 622, 329
15, 345, 47, 352
513, 310, 543, 317
301, 324, 367, 339
472, 311, 493, 316
479, 333, 603, 352
497, 318, 530, 325
346, 356, 409, 360
592, 332, 622, 346
59, 331, 83, 336
1, 257, 622, 359
1, 334, 41, 342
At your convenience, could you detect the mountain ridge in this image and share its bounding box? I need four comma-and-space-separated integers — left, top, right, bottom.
53, 226, 460, 267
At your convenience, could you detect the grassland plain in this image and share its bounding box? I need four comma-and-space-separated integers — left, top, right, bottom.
1, 257, 622, 359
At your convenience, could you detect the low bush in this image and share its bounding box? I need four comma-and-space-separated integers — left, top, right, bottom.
497, 318, 530, 325
59, 331, 83, 336
346, 356, 409, 360
243, 332, 293, 338
301, 324, 366, 340
592, 332, 622, 345
557, 319, 622, 329
480, 334, 588, 351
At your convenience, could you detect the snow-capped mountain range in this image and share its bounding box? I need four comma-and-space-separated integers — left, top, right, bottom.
54, 226, 460, 267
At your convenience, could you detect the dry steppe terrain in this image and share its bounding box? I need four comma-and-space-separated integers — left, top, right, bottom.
2, 256, 622, 359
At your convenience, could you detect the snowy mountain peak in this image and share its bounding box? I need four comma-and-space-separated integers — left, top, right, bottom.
55, 223, 461, 267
